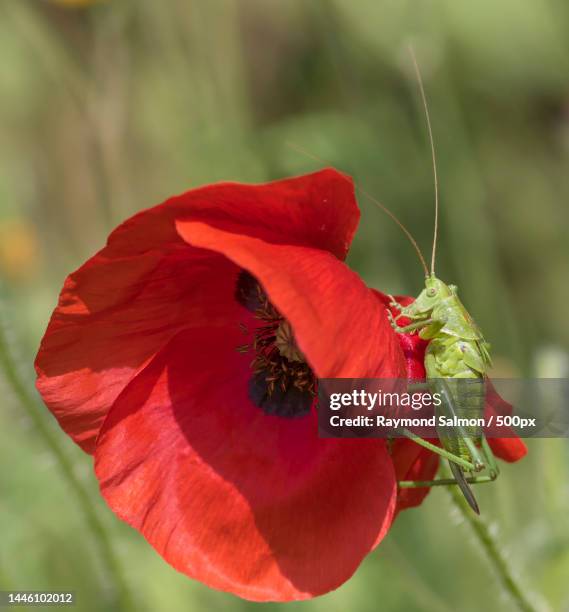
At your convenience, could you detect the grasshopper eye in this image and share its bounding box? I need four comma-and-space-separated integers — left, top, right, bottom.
427, 288, 436, 297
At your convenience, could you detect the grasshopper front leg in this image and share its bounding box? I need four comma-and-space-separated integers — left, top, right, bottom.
387, 311, 434, 333
387, 294, 404, 311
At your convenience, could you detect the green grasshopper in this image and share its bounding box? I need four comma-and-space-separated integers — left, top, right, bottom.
387, 278, 499, 514
371, 49, 500, 513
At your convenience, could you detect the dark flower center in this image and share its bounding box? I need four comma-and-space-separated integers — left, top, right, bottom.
235, 271, 316, 418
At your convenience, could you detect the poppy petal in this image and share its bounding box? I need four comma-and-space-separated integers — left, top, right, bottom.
488, 438, 528, 462
95, 326, 397, 601
176, 223, 406, 379
484, 380, 528, 462
35, 169, 360, 453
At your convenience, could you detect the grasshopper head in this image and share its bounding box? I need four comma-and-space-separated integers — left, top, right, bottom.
400, 275, 453, 317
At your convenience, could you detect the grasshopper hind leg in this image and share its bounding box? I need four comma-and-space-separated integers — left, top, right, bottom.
448, 460, 480, 514
396, 430, 499, 514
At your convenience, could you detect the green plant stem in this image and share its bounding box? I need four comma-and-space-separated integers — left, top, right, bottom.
442, 464, 539, 612
0, 307, 133, 612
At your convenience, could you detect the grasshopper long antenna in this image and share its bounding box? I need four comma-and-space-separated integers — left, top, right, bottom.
408, 45, 439, 277
286, 141, 429, 276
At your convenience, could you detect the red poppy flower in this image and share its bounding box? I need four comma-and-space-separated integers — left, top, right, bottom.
35, 169, 526, 601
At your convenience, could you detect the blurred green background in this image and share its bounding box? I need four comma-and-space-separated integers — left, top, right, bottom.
1, 0, 568, 611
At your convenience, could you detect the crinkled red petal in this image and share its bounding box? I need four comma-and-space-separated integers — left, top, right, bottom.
177, 224, 406, 380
